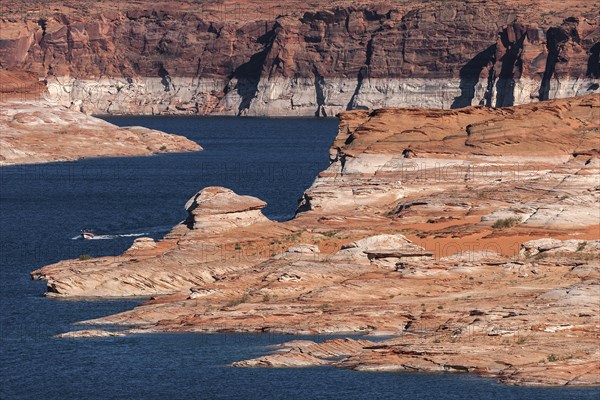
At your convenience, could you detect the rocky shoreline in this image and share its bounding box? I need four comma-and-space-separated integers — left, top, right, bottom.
32, 94, 600, 386
0, 100, 201, 165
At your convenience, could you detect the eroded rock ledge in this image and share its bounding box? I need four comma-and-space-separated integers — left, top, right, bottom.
31, 94, 600, 386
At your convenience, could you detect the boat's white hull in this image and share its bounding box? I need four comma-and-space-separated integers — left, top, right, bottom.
81, 233, 94, 240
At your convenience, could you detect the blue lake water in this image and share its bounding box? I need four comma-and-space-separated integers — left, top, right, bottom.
0, 116, 598, 399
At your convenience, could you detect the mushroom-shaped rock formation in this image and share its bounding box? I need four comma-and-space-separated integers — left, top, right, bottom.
184, 186, 269, 233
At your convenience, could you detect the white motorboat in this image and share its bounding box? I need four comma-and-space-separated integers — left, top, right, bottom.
81, 229, 95, 240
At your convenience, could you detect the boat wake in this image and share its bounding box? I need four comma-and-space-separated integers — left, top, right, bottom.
71, 225, 172, 240
71, 233, 147, 240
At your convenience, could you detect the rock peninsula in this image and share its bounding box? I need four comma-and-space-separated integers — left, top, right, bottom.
32, 94, 600, 386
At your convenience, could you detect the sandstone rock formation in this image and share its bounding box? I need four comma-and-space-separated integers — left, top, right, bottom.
232, 338, 375, 367
31, 94, 600, 386
329, 234, 432, 266
184, 186, 269, 232
1, 0, 598, 115
31, 186, 281, 297
0, 100, 201, 165
232, 334, 600, 386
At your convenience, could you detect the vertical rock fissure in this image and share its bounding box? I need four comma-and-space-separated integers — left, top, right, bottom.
37, 18, 47, 38
495, 31, 526, 107
587, 43, 600, 79
66, 25, 74, 64
195, 57, 203, 77
451, 44, 496, 108
158, 64, 172, 92
347, 36, 375, 110
313, 66, 326, 117
234, 28, 276, 115
484, 60, 497, 107
539, 28, 560, 100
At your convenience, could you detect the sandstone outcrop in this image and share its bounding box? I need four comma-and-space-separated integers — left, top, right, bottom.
184, 187, 269, 233
31, 95, 600, 385
231, 353, 330, 368
232, 338, 375, 367
234, 335, 600, 386
520, 238, 600, 257
31, 186, 281, 297
329, 234, 432, 266
54, 329, 126, 338
0, 100, 201, 165
1, 1, 598, 115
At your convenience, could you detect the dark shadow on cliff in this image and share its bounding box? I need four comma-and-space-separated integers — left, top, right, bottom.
495, 30, 527, 107
233, 30, 276, 114
313, 66, 326, 116
158, 64, 172, 92
451, 45, 496, 109
183, 195, 198, 230
539, 27, 570, 101
346, 66, 370, 111
587, 42, 600, 79
347, 35, 375, 111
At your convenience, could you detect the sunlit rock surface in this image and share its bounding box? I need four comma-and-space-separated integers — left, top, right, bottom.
32, 94, 600, 386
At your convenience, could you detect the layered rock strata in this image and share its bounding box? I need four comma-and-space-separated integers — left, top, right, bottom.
1, 0, 598, 115
31, 94, 600, 386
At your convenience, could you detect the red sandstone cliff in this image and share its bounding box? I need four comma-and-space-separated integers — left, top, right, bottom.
1, 0, 598, 115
